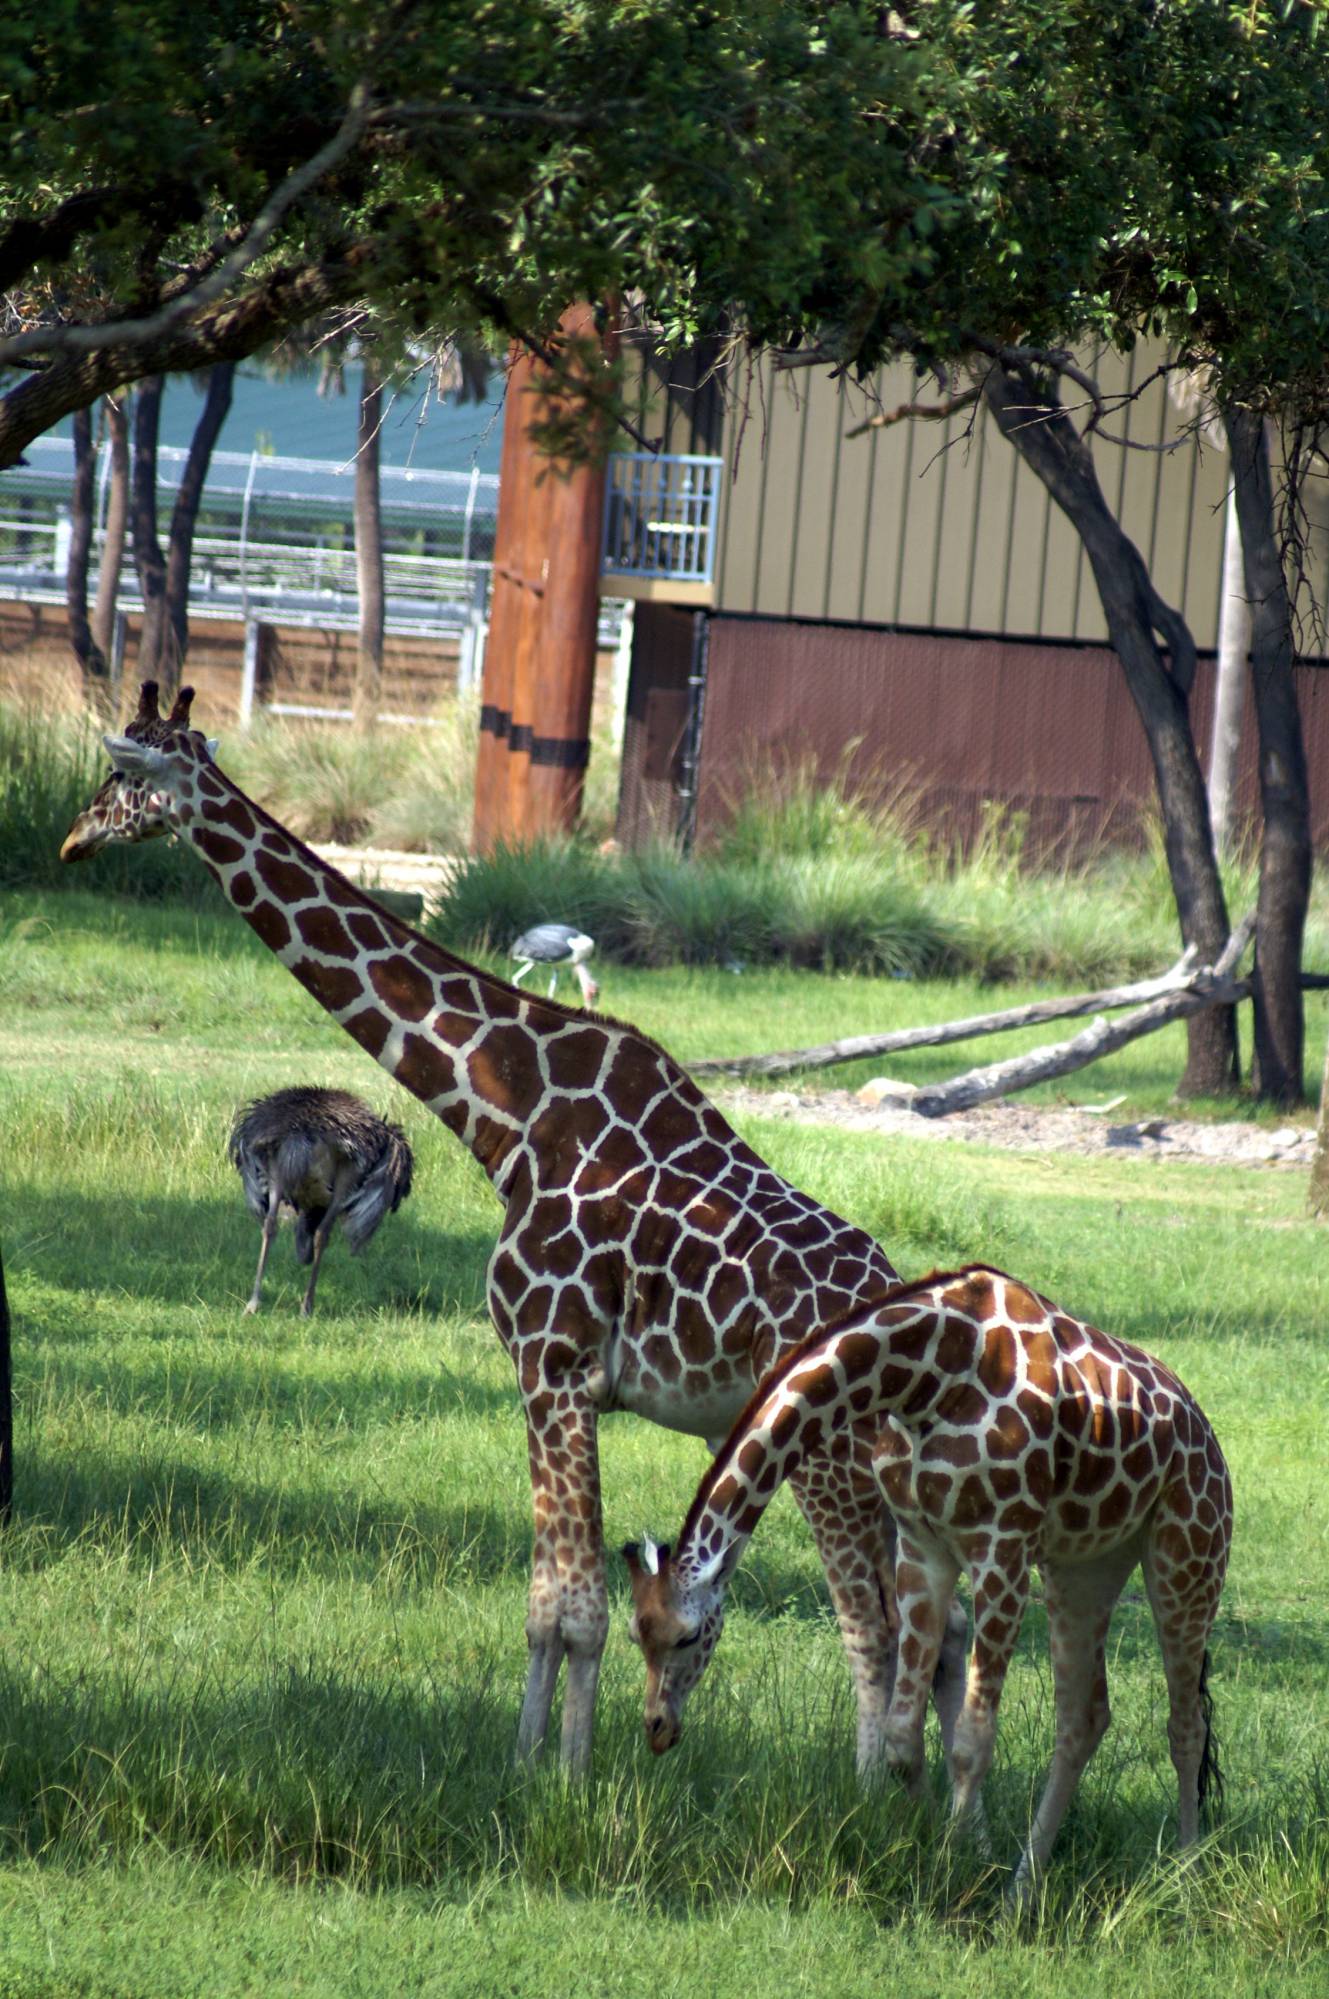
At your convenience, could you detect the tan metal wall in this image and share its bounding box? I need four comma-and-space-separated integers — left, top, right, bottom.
711, 350, 1231, 647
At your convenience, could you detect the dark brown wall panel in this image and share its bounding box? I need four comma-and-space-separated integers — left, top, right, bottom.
693, 613, 1329, 856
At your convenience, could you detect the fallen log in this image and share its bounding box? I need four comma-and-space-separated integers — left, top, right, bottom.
911, 914, 1257, 1117
691, 948, 1200, 1080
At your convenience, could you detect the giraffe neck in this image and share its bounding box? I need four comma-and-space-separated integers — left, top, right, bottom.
166, 757, 560, 1180
675, 1268, 984, 1584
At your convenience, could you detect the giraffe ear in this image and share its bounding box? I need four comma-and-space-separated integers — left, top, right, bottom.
205, 738, 220, 761
643, 1537, 662, 1576
104, 733, 168, 777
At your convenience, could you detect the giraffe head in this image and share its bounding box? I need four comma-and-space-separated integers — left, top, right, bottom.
61, 682, 218, 862
622, 1536, 731, 1753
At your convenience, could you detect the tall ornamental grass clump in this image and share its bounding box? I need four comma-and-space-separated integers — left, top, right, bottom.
433, 767, 1228, 984
2, 686, 621, 885
433, 838, 952, 975
225, 699, 506, 855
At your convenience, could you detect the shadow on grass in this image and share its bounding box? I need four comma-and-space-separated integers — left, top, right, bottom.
0, 1642, 1100, 1904
8, 1187, 494, 1321
0, 1637, 1314, 1918
14, 1450, 525, 1588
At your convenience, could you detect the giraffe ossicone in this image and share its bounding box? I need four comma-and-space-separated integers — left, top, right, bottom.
627, 1262, 1232, 1892
62, 678, 973, 1778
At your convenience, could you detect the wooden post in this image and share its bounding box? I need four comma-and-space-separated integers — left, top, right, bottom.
472, 307, 614, 851
472, 340, 534, 851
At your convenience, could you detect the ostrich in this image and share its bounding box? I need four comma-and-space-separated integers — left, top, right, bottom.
228, 1087, 413, 1316
510, 923, 599, 1004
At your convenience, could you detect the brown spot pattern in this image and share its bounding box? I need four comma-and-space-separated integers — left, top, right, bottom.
247, 901, 291, 952
343, 1006, 390, 1056
256, 851, 318, 902
195, 826, 247, 868
369, 953, 437, 1022
296, 904, 358, 958
293, 958, 363, 1011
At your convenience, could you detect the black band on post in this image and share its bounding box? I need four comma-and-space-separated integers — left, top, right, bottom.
480, 707, 589, 769
510, 725, 591, 769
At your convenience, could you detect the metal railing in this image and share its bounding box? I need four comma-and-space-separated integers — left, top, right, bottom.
0, 434, 634, 725
601, 452, 723, 583
0, 439, 501, 634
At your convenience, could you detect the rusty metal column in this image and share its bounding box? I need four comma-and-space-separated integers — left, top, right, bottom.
471, 308, 614, 850
472, 341, 534, 852
523, 304, 616, 834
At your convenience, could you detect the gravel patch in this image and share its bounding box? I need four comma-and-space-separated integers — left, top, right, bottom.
714, 1084, 1317, 1169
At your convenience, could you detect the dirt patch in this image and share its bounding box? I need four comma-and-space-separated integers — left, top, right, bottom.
714, 1084, 1317, 1169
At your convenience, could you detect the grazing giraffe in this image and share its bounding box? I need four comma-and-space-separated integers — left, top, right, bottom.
60, 680, 969, 1775
625, 1262, 1231, 1893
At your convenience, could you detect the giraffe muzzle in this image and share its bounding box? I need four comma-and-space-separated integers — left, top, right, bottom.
645, 1709, 679, 1754
59, 821, 103, 863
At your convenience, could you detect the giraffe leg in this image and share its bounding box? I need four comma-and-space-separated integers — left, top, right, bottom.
880, 1527, 962, 1798
515, 1385, 608, 1778
789, 1431, 968, 1780
1141, 1468, 1231, 1849
1010, 1547, 1139, 1902
243, 1190, 282, 1315
787, 1445, 896, 1777
947, 1548, 1030, 1837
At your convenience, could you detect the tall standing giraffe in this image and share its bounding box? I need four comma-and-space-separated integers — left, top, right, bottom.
60, 681, 969, 1775
626, 1263, 1231, 1893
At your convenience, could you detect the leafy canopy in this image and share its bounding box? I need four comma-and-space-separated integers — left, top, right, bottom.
1, 0, 1326, 460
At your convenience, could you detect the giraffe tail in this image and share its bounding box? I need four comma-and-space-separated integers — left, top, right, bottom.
1197, 1648, 1224, 1827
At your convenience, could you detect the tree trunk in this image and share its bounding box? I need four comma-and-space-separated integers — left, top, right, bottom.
1209, 485, 1250, 856
164, 361, 235, 671
1224, 406, 1312, 1106
66, 404, 112, 713
353, 357, 384, 728
978, 364, 1238, 1098
131, 374, 173, 701
92, 393, 129, 674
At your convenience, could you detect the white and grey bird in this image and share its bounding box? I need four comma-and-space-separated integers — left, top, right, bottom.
228, 1087, 413, 1317
510, 922, 599, 1005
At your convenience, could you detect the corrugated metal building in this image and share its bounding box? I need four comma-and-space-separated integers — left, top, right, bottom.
606, 345, 1329, 852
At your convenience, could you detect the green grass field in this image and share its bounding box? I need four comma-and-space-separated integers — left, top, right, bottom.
2, 889, 1327, 1997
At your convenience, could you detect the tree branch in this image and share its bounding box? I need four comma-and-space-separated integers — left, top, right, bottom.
690, 951, 1203, 1079
0, 187, 125, 293
0, 83, 372, 367
962, 332, 1108, 430
0, 247, 372, 467
844, 386, 980, 440
909, 914, 1255, 1117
